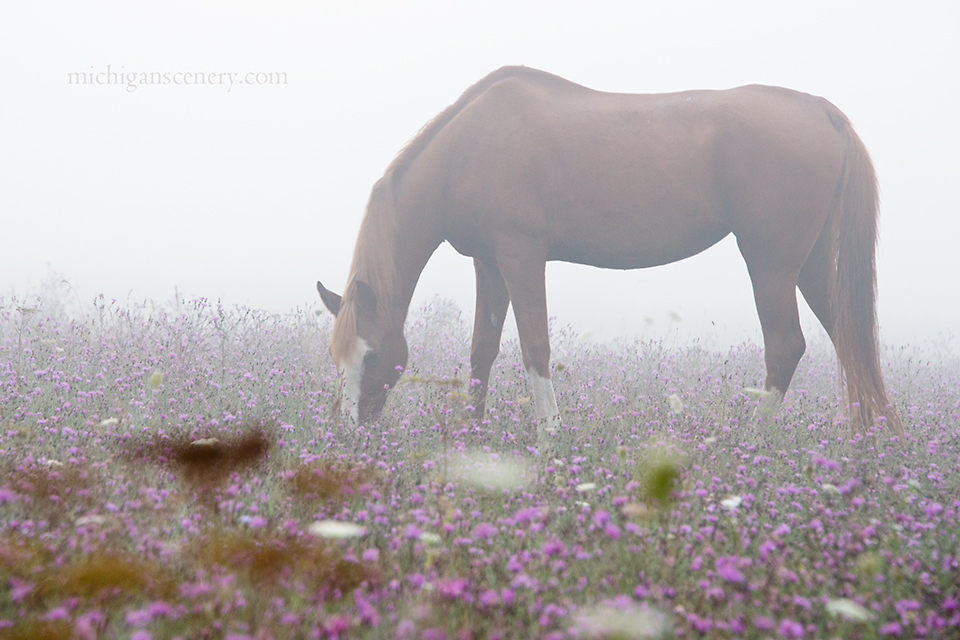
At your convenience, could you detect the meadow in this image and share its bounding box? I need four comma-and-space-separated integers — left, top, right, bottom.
1, 291, 958, 639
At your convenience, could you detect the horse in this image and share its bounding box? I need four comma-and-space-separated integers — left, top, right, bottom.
317, 65, 903, 441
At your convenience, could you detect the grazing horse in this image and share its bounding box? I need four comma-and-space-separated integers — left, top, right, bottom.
317, 66, 902, 440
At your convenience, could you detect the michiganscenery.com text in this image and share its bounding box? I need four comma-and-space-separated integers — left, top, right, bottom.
67, 65, 288, 93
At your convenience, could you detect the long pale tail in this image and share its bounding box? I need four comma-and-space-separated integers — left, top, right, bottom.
832, 113, 903, 437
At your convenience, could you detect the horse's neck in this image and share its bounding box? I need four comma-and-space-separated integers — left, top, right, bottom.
368, 203, 440, 328
394, 227, 441, 316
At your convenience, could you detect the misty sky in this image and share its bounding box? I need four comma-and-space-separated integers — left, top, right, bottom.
1, 1, 958, 351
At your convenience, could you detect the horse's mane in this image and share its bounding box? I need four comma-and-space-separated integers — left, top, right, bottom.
332, 66, 560, 362
386, 66, 565, 178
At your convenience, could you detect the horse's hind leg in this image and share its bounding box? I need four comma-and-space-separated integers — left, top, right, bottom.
797, 225, 837, 343
470, 257, 510, 420
742, 257, 807, 421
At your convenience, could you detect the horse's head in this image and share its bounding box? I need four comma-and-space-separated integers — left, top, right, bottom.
317, 279, 407, 424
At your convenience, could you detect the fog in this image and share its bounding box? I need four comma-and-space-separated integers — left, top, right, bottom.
2, 1, 958, 351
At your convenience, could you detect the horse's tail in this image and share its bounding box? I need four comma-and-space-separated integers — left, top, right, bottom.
831, 112, 903, 437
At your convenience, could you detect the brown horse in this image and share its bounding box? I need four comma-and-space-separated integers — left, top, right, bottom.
317, 66, 902, 440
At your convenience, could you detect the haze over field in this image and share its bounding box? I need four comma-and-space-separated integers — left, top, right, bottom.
1, 1, 958, 349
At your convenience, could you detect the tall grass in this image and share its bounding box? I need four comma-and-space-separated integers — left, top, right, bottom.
1, 290, 958, 639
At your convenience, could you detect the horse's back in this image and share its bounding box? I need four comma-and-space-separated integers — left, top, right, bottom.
404, 68, 849, 269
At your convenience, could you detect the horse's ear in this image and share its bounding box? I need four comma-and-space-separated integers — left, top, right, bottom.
316, 281, 341, 316
354, 280, 378, 318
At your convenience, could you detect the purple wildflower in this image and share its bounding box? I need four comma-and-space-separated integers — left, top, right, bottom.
354, 589, 381, 626
472, 522, 498, 540
753, 615, 774, 630
542, 539, 566, 557
717, 563, 745, 583
777, 618, 804, 638
436, 578, 471, 600
593, 509, 611, 526
812, 456, 840, 469
879, 621, 902, 635
46, 607, 70, 620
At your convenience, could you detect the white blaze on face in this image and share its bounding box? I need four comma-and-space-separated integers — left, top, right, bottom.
338, 337, 370, 426
528, 368, 561, 435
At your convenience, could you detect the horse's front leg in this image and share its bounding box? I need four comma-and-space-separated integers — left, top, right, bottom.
469, 257, 510, 420
496, 242, 561, 448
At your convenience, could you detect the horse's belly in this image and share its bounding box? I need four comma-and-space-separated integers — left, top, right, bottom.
547, 210, 730, 270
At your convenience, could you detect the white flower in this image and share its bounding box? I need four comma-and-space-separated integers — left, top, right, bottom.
825, 598, 875, 622
573, 603, 670, 638
419, 532, 442, 545
453, 451, 531, 491
720, 496, 742, 511
667, 394, 683, 414
308, 520, 366, 539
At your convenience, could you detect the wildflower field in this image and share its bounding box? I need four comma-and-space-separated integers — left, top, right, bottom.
1, 293, 959, 639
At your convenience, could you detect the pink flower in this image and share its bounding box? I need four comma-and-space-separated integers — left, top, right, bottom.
479, 589, 500, 607
541, 539, 565, 557
472, 522, 498, 540
46, 607, 70, 620
716, 560, 745, 584
436, 577, 471, 600
126, 608, 152, 626
74, 610, 105, 640
753, 615, 774, 630
147, 601, 174, 618
777, 618, 803, 638
812, 456, 840, 469
759, 539, 776, 562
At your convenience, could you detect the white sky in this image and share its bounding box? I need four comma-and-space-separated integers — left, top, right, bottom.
1, 1, 958, 350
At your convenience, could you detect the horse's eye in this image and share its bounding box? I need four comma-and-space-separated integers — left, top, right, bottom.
364, 350, 381, 365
